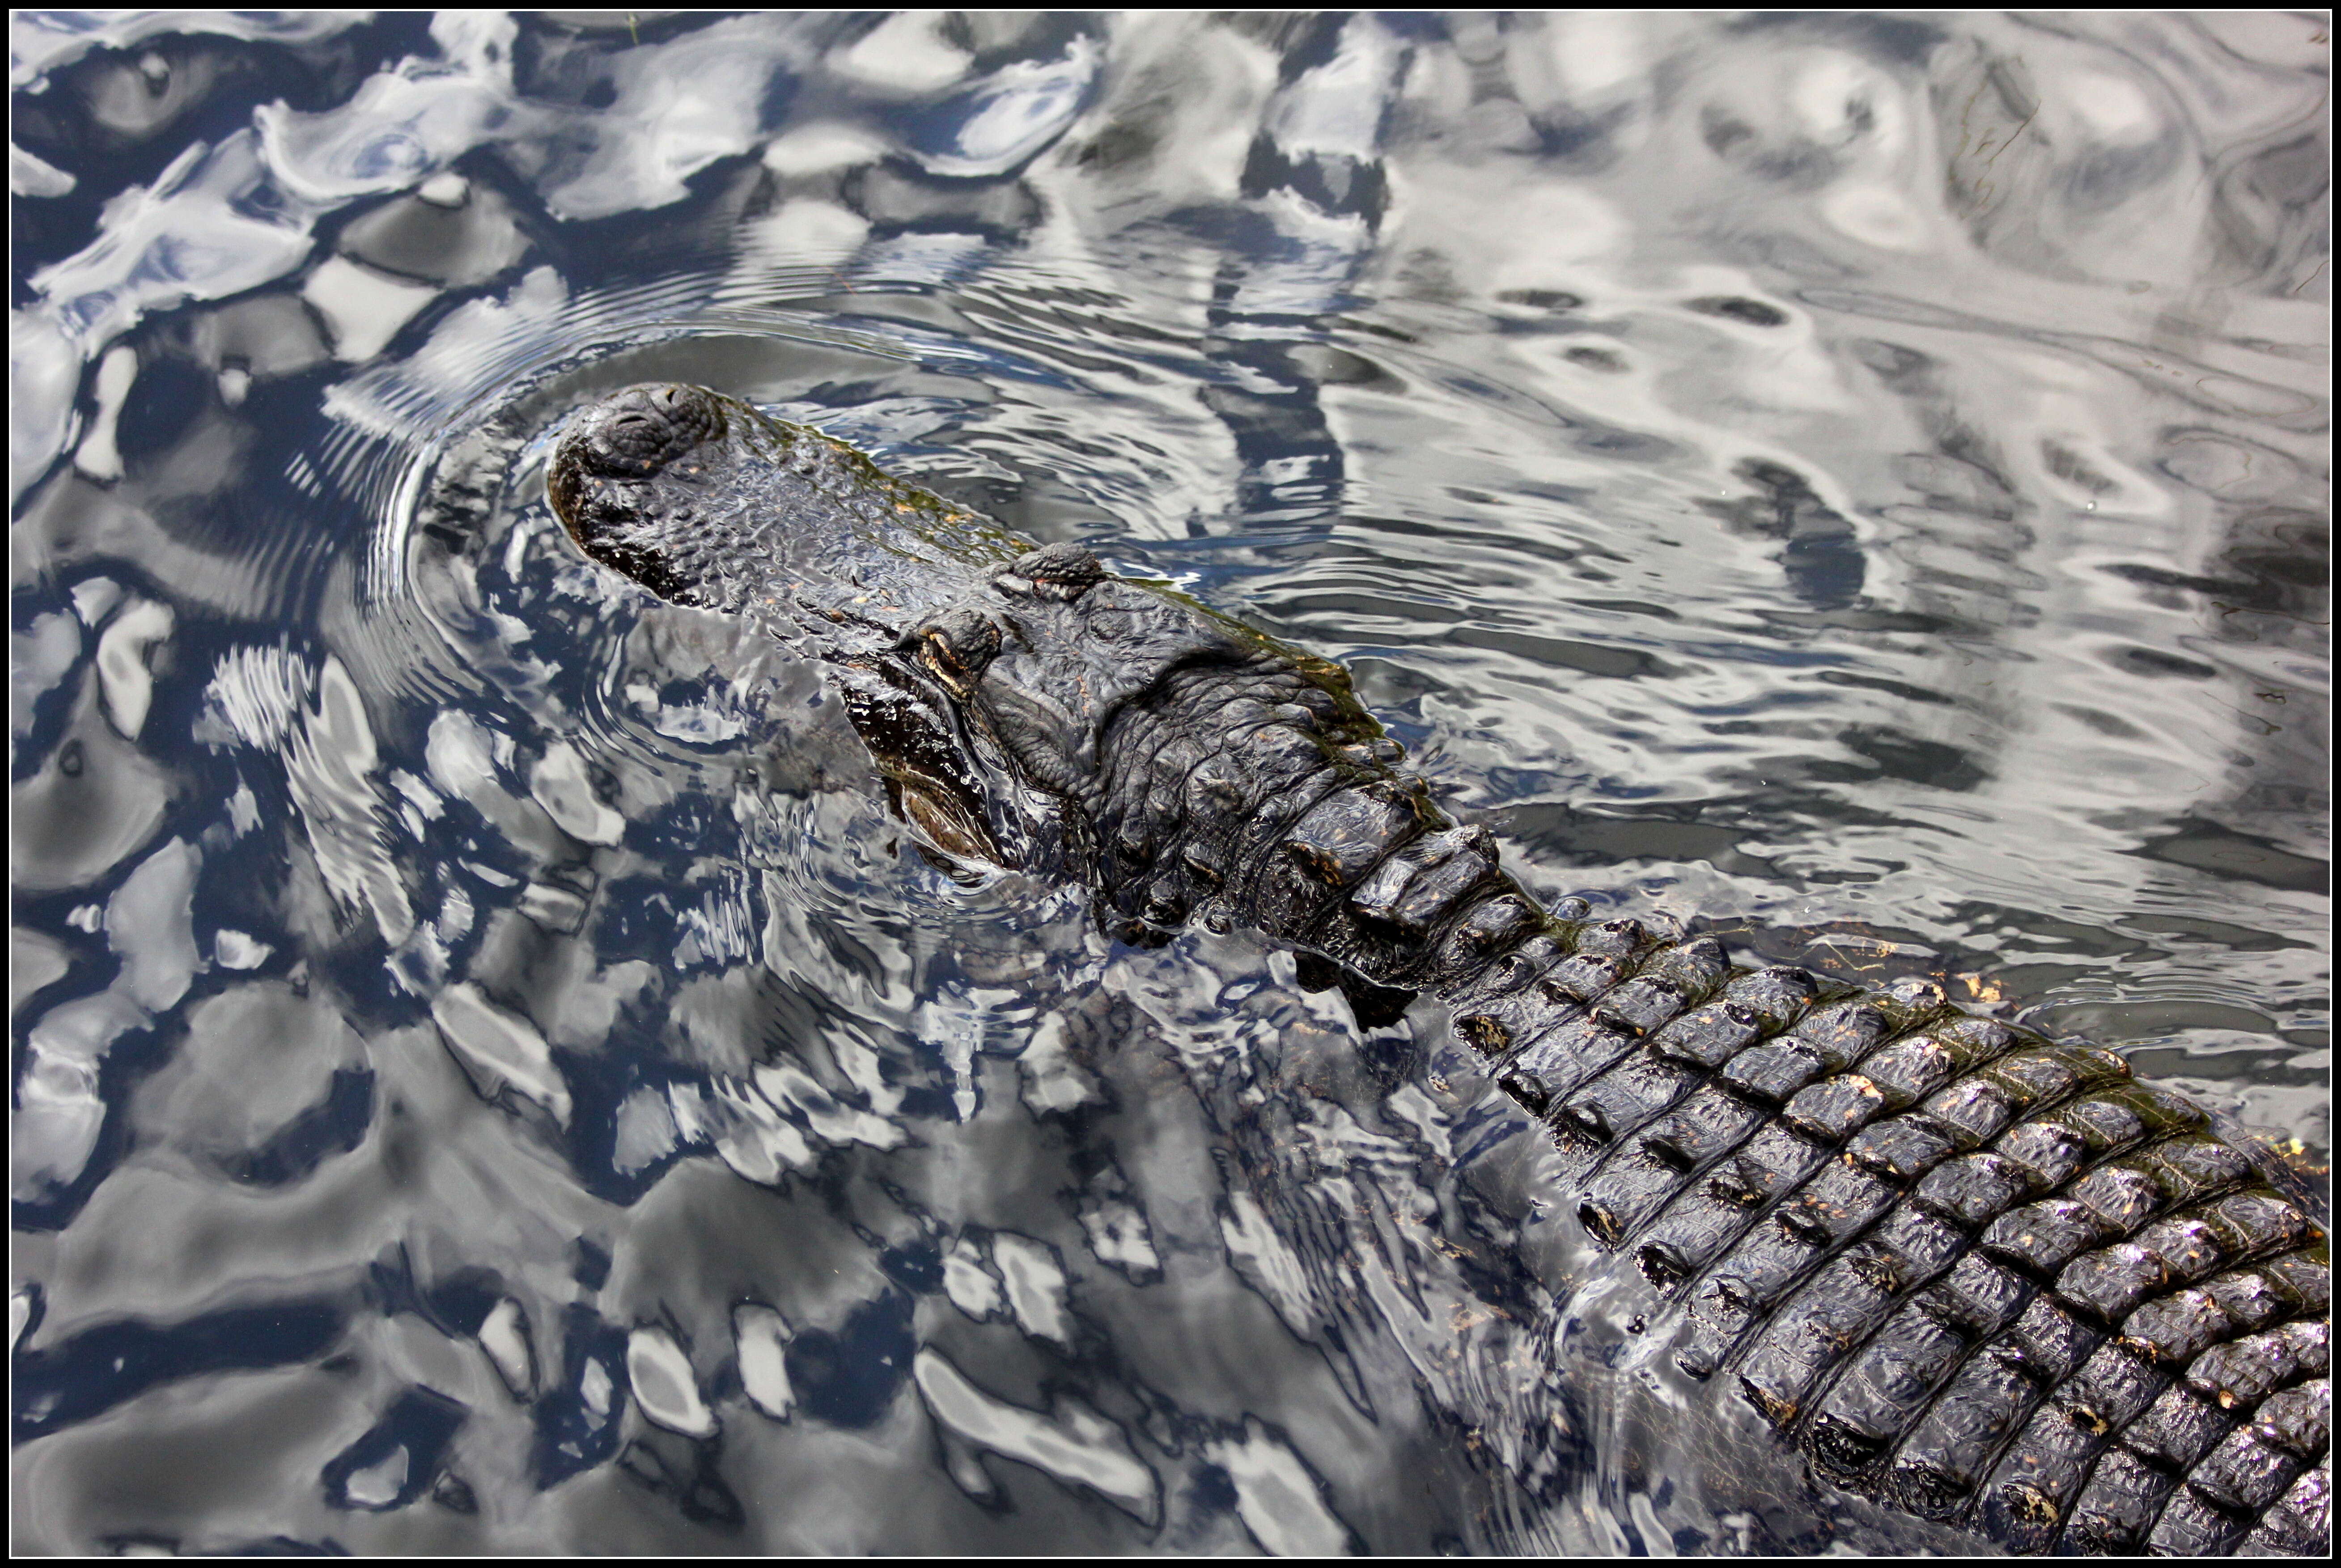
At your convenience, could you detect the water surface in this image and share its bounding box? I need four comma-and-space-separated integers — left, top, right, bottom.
11, 11, 2328, 1555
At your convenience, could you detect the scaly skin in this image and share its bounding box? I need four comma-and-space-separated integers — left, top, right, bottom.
549, 383, 2330, 1556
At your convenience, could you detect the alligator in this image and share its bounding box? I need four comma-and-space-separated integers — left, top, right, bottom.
547, 382, 2330, 1556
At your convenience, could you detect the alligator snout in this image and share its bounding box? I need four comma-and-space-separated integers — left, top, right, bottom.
547, 383, 730, 547
546, 384, 746, 607
563, 383, 728, 481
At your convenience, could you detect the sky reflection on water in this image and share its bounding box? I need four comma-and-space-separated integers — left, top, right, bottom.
10, 11, 2328, 1555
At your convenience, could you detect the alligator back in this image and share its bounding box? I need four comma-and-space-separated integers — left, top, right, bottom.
1078, 594, 2331, 1555
1457, 928, 2327, 1553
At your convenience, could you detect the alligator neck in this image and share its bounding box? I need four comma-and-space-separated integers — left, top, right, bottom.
1086, 661, 1552, 997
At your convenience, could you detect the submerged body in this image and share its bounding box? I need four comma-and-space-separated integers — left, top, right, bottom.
549, 384, 2329, 1556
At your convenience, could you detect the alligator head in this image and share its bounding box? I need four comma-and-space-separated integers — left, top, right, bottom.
547, 383, 1349, 881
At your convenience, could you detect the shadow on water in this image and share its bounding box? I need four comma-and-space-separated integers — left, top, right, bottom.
10, 10, 2328, 1555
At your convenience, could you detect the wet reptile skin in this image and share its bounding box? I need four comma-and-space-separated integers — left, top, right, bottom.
548, 383, 2330, 1556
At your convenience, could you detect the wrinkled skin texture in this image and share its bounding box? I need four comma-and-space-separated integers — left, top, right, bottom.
551, 384, 2330, 1557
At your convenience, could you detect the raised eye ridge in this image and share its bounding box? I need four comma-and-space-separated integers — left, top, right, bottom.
912, 608, 1004, 696
997, 540, 1107, 600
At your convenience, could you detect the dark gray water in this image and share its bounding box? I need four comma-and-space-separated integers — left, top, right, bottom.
10, 11, 2328, 1554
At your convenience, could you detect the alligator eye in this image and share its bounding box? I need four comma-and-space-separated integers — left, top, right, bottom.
571, 385, 727, 480
916, 609, 1001, 697
996, 541, 1107, 601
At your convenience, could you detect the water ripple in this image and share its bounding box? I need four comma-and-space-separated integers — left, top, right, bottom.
10, 11, 2325, 1556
